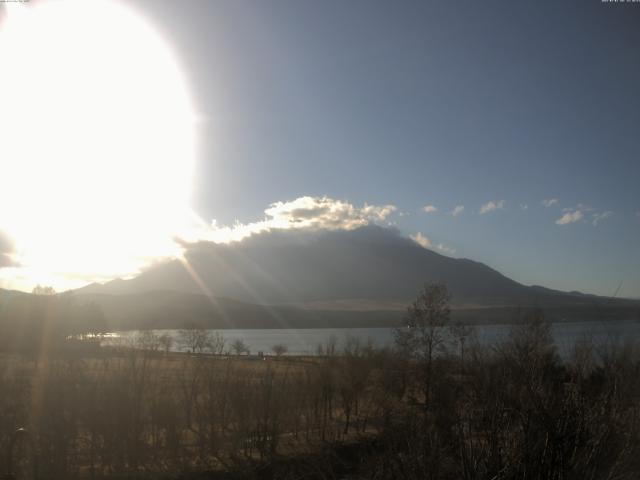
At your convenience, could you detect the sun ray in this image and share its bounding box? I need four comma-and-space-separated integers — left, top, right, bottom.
177, 256, 235, 329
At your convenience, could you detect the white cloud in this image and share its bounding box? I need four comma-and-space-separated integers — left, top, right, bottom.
555, 205, 613, 227
556, 209, 584, 225
592, 211, 613, 226
479, 200, 505, 214
542, 198, 559, 208
435, 243, 456, 255
265, 196, 397, 229
194, 196, 397, 244
410, 232, 456, 255
520, 204, 529, 210
410, 232, 431, 248
451, 205, 465, 216
422, 205, 438, 213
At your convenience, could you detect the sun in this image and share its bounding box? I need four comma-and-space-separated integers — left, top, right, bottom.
0, 0, 197, 289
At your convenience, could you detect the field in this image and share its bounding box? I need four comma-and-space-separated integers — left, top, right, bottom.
1, 337, 392, 479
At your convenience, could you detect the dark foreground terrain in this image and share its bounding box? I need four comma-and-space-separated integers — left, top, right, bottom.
1, 309, 640, 479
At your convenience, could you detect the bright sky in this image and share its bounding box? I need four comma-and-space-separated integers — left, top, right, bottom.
0, 0, 639, 298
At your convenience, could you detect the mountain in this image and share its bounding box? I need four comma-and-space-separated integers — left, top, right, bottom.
73, 226, 640, 329
76, 226, 625, 306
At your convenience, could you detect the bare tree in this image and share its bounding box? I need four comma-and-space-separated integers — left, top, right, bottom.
136, 330, 161, 352
272, 343, 288, 358
231, 338, 249, 356
158, 333, 173, 354
209, 331, 226, 355
316, 334, 338, 357
449, 321, 475, 367
179, 327, 212, 354
395, 282, 451, 406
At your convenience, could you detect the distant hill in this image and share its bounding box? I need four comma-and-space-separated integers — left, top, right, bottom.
0, 288, 26, 298
70, 290, 640, 331
72, 226, 640, 329
70, 290, 402, 330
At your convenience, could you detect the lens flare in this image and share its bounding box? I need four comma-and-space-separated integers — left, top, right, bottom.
0, 0, 197, 289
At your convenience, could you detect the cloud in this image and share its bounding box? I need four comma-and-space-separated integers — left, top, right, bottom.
193, 196, 397, 244
410, 232, 456, 255
555, 209, 584, 225
555, 204, 611, 227
451, 205, 464, 216
591, 211, 613, 226
0, 230, 17, 268
434, 243, 456, 255
265, 197, 396, 228
542, 198, 559, 208
479, 200, 505, 214
422, 205, 438, 213
0, 255, 14, 268
0, 230, 12, 253
410, 232, 432, 248
520, 204, 528, 210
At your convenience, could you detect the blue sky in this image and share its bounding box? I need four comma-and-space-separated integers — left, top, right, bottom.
126, 0, 640, 298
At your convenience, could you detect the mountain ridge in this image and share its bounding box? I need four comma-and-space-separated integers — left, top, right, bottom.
76, 226, 615, 304
71, 225, 639, 330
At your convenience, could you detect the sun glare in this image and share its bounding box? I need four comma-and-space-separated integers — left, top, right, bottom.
0, 0, 196, 289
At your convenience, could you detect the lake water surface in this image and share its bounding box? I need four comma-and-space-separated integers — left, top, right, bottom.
108, 319, 640, 358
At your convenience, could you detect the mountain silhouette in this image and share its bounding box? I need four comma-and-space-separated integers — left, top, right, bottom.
74, 225, 639, 329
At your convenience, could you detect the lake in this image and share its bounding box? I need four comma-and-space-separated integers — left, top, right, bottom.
106, 319, 640, 358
